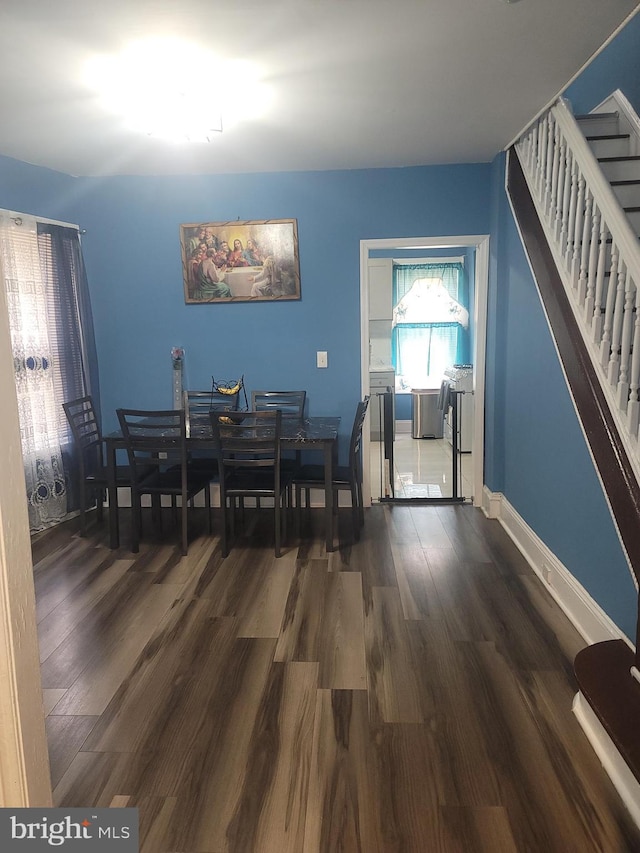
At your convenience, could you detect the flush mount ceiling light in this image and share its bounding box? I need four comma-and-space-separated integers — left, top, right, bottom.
85, 37, 269, 143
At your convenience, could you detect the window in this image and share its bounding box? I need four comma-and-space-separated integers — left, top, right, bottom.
392, 262, 469, 390
0, 212, 98, 532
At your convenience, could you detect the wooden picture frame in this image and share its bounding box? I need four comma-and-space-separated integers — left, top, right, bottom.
180, 218, 301, 303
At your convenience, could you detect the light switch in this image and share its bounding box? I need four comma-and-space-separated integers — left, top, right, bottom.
317, 350, 328, 368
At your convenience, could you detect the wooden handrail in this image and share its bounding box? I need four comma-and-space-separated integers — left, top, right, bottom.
517, 102, 640, 485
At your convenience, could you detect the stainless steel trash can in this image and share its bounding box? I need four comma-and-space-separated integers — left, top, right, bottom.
411, 389, 443, 439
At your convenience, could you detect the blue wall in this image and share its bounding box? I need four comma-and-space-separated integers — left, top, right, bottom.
564, 9, 640, 115
0, 158, 491, 455
2, 9, 640, 639
483, 12, 640, 639
0, 156, 78, 222
486, 178, 637, 635
69, 164, 491, 453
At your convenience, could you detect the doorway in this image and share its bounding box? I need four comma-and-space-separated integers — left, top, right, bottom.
360, 235, 489, 507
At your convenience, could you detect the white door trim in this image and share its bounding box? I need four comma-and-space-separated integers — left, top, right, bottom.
360, 234, 490, 507
0, 277, 52, 806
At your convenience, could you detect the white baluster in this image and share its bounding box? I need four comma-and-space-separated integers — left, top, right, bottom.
519, 131, 530, 174
584, 209, 601, 320
555, 138, 568, 244
543, 116, 555, 218
571, 174, 585, 286
627, 282, 640, 440
561, 153, 576, 268
518, 138, 528, 174
607, 265, 627, 386
591, 220, 609, 343
529, 124, 539, 175
617, 273, 635, 413
548, 123, 561, 224
578, 194, 593, 304
600, 250, 619, 369
535, 117, 546, 200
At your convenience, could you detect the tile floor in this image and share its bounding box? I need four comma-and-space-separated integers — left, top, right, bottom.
369, 426, 473, 502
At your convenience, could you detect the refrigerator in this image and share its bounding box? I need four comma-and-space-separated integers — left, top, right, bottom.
369, 369, 395, 441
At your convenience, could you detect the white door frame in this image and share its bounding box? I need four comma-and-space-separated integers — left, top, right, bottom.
0, 278, 52, 805
360, 234, 490, 507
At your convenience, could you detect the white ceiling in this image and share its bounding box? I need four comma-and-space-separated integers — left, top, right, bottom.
1, 0, 639, 177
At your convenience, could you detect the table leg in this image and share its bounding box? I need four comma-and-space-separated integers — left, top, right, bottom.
324, 440, 334, 552
107, 440, 119, 549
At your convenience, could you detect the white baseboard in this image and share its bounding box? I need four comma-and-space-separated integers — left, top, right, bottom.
483, 486, 639, 828
481, 487, 630, 647
481, 485, 502, 520
573, 691, 640, 828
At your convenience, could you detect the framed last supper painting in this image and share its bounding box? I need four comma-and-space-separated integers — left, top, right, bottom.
180, 218, 301, 303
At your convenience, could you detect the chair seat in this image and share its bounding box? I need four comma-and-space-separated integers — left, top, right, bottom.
182, 456, 219, 478
139, 467, 213, 497
225, 468, 292, 496
294, 463, 352, 486
86, 464, 133, 487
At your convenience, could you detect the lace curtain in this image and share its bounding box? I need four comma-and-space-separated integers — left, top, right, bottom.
0, 213, 99, 533
0, 214, 66, 530
391, 262, 470, 389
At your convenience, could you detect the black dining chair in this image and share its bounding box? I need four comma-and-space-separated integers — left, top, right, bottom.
293, 397, 370, 541
183, 388, 241, 478
63, 395, 134, 536
251, 389, 307, 488
209, 409, 290, 558
185, 387, 241, 422
250, 390, 306, 418
116, 407, 212, 555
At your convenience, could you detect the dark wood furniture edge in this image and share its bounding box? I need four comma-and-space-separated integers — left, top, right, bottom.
575, 640, 640, 783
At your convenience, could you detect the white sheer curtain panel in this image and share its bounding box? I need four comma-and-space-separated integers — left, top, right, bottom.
0, 214, 67, 530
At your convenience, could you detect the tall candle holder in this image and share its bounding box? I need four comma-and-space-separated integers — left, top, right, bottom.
171, 347, 185, 409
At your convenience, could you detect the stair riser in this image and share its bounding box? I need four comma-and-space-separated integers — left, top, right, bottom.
624, 208, 640, 235
587, 137, 631, 159
609, 183, 640, 208
599, 159, 640, 182
577, 116, 620, 137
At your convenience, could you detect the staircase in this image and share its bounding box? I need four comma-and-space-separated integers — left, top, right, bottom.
514, 90, 640, 543
579, 105, 640, 234
510, 89, 640, 826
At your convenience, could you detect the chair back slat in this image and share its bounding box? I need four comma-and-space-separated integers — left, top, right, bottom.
350, 396, 370, 473
183, 389, 239, 438
63, 395, 102, 451
116, 408, 187, 484
210, 410, 282, 471
251, 390, 306, 418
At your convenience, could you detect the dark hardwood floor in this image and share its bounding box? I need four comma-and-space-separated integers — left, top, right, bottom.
32, 503, 640, 852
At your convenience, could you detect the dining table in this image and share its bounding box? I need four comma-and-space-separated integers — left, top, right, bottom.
105, 413, 341, 553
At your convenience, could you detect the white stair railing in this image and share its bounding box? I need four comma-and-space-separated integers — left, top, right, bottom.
516, 97, 640, 487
